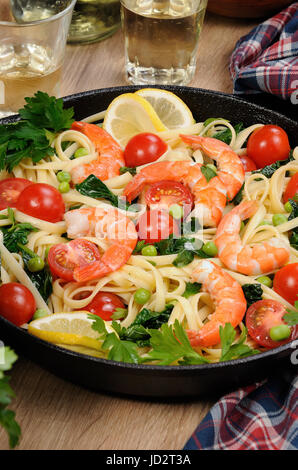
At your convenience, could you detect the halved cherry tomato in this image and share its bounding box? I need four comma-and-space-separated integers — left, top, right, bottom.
48, 239, 101, 281
83, 292, 126, 321
239, 155, 257, 172
246, 299, 297, 348
247, 125, 290, 169
15, 183, 65, 223
124, 133, 167, 167
145, 180, 194, 217
0, 178, 33, 210
273, 263, 298, 305
136, 210, 180, 244
283, 173, 298, 203
0, 282, 36, 326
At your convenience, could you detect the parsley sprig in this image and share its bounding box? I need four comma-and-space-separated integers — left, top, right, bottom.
0, 92, 74, 172
0, 347, 21, 448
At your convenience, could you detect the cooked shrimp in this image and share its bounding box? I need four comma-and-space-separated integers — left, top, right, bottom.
187, 260, 247, 348
180, 135, 245, 201
70, 122, 125, 184
123, 136, 245, 227
215, 200, 290, 275
64, 206, 137, 282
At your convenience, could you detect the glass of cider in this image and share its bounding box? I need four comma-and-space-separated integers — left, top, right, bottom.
0, 0, 76, 118
121, 0, 208, 85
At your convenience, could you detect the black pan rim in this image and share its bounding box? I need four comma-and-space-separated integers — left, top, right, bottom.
0, 85, 297, 375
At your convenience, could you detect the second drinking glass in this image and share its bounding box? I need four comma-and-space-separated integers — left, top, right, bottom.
121, 0, 208, 86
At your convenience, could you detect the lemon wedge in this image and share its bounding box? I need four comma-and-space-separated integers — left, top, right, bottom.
28, 312, 102, 351
135, 88, 195, 129
103, 93, 167, 147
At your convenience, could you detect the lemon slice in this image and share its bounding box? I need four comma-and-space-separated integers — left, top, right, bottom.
28, 312, 103, 351
103, 93, 167, 147
135, 88, 195, 129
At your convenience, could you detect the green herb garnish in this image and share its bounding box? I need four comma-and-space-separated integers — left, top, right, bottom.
219, 323, 259, 362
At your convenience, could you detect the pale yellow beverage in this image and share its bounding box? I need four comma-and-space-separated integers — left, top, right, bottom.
0, 0, 75, 118
68, 0, 121, 44
0, 44, 61, 117
121, 0, 207, 85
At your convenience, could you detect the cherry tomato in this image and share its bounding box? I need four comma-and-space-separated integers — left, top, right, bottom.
145, 180, 193, 217
273, 263, 298, 305
0, 282, 36, 326
48, 239, 101, 281
83, 292, 125, 321
136, 209, 180, 244
246, 299, 298, 349
0, 178, 33, 210
239, 155, 257, 172
16, 183, 65, 223
283, 173, 298, 203
247, 125, 290, 169
124, 133, 167, 167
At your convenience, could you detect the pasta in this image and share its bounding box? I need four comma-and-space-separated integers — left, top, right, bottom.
0, 96, 297, 365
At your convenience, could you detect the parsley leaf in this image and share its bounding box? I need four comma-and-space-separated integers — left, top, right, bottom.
19, 91, 74, 132
219, 324, 259, 362
182, 282, 202, 298
146, 320, 208, 365
283, 301, 298, 326
0, 92, 74, 172
88, 314, 141, 363
0, 347, 21, 448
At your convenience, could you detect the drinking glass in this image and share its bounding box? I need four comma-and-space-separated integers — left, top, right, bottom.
68, 0, 121, 44
121, 0, 208, 85
0, 0, 76, 118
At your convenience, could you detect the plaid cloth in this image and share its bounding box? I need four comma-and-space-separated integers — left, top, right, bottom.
230, 3, 298, 100
184, 369, 298, 450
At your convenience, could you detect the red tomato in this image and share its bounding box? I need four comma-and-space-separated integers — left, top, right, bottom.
16, 183, 65, 223
273, 263, 298, 305
247, 125, 290, 169
136, 210, 180, 244
48, 239, 101, 281
0, 282, 36, 326
83, 292, 126, 321
246, 299, 297, 349
145, 180, 193, 217
0, 178, 33, 210
124, 133, 167, 167
283, 173, 298, 203
239, 155, 257, 172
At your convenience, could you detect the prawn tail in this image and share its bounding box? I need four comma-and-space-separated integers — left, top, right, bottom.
122, 174, 147, 203
180, 134, 203, 149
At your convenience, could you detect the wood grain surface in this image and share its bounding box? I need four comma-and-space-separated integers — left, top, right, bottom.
0, 12, 259, 451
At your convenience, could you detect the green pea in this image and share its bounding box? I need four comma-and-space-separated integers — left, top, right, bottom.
134, 288, 151, 305
27, 257, 45, 272
141, 245, 158, 256
259, 220, 272, 226
269, 325, 291, 342
202, 241, 218, 257
58, 182, 70, 193
169, 204, 184, 220
33, 309, 48, 320
57, 171, 71, 183
284, 201, 293, 213
256, 276, 273, 288
74, 147, 89, 158
272, 214, 288, 226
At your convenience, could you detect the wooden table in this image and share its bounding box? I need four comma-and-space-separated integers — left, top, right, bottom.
0, 12, 259, 451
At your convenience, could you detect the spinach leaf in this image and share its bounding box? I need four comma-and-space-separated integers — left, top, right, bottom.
242, 284, 263, 309
213, 123, 244, 145
119, 166, 137, 176
230, 183, 244, 205
1, 223, 38, 253
182, 282, 202, 298
288, 199, 298, 250
75, 174, 121, 207
253, 152, 294, 179
201, 165, 217, 182
19, 246, 52, 302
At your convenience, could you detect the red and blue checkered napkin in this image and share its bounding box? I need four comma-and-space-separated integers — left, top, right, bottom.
184, 369, 297, 450
230, 2, 298, 101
